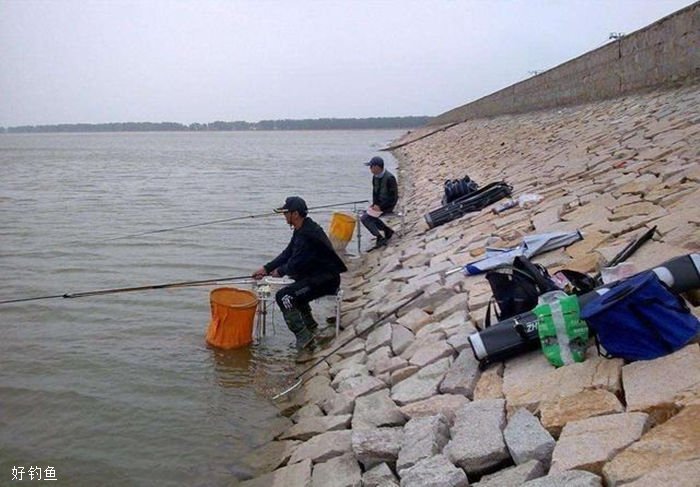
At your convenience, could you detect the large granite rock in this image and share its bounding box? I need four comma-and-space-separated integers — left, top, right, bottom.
473, 363, 504, 400
289, 430, 353, 465
398, 454, 469, 487
397, 307, 434, 334
391, 324, 415, 355
474, 459, 545, 487
539, 389, 624, 437
351, 427, 404, 469
521, 469, 602, 487
409, 339, 455, 368
502, 353, 623, 415
366, 323, 393, 354
335, 374, 386, 401
550, 412, 650, 475
439, 348, 481, 399
602, 405, 700, 485
399, 393, 470, 423
331, 363, 369, 388
445, 399, 510, 475
240, 458, 312, 487
278, 414, 351, 441
622, 344, 700, 424
621, 458, 700, 487
503, 408, 556, 467
397, 414, 450, 474
311, 453, 362, 487
242, 440, 300, 475
352, 388, 406, 429
391, 357, 452, 405
361, 462, 399, 487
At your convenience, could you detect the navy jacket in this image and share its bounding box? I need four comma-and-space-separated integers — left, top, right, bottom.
372, 170, 398, 213
264, 217, 348, 280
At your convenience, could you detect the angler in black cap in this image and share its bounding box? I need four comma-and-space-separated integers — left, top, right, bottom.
252, 196, 348, 351
360, 156, 398, 250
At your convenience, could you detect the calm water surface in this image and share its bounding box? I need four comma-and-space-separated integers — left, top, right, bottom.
0, 130, 402, 486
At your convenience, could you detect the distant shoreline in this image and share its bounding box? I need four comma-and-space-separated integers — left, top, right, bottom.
1, 116, 431, 134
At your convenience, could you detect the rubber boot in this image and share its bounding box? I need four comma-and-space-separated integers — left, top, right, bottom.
299, 303, 319, 332
282, 308, 314, 351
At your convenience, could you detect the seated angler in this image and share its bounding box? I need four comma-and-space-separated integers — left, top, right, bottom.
252, 196, 347, 351
360, 156, 398, 250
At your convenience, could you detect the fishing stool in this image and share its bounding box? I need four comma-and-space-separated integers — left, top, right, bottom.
321, 288, 343, 338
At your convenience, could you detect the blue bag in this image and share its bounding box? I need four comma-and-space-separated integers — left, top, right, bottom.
580, 271, 700, 361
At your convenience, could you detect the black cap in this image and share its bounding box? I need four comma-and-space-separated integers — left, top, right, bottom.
274, 196, 308, 215
365, 156, 384, 168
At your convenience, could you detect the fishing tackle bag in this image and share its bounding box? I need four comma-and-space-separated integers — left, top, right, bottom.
580, 271, 700, 361
483, 256, 559, 328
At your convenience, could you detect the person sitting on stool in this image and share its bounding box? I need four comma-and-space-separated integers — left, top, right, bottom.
252, 196, 347, 351
361, 156, 398, 250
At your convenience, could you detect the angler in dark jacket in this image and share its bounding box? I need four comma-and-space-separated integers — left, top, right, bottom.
360, 156, 398, 250
253, 196, 347, 350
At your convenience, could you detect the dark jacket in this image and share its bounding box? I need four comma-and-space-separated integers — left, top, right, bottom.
372, 170, 398, 213
264, 217, 348, 280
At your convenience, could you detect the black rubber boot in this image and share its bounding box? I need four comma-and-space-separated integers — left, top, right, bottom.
282, 308, 315, 350
299, 303, 319, 332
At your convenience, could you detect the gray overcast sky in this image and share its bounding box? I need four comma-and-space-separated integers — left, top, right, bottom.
0, 0, 694, 126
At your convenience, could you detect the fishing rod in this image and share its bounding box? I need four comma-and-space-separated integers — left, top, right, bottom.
272, 289, 425, 400
0, 275, 253, 305
102, 199, 370, 242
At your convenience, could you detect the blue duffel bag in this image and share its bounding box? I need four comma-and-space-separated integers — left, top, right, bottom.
581, 270, 700, 361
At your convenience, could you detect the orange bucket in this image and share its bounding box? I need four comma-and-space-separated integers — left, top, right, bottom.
205, 287, 258, 349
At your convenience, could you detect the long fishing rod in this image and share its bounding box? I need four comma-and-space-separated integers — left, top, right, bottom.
0, 275, 253, 305
102, 199, 369, 242
272, 289, 425, 400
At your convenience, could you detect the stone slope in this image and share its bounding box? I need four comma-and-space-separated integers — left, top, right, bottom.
242, 82, 700, 486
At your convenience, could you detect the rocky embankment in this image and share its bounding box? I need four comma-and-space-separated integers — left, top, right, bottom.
241, 81, 700, 486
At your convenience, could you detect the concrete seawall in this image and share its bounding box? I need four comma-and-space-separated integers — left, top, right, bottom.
430, 1, 699, 126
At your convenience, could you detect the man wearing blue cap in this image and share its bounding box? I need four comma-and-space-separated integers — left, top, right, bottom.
361, 156, 398, 250
253, 196, 347, 351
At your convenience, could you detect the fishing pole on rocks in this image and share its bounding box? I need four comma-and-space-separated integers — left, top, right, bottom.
272, 289, 425, 400
0, 275, 253, 305
101, 199, 370, 242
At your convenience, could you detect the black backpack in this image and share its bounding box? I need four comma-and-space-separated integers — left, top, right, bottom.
483, 256, 559, 328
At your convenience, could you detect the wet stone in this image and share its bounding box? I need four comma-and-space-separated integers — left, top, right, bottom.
278, 414, 352, 441
311, 453, 362, 487
288, 430, 353, 465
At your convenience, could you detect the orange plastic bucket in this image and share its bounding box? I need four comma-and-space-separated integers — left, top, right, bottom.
205, 287, 258, 349
328, 211, 356, 252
